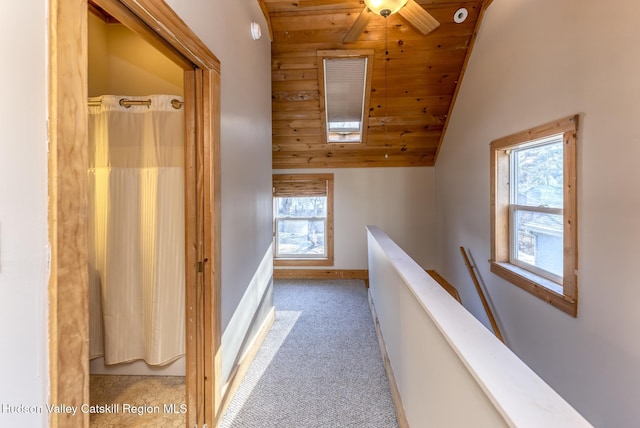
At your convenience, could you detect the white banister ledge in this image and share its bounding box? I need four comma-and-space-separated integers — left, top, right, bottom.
366, 225, 592, 428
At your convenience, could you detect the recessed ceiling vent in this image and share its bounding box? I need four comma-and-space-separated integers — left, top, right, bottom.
454, 8, 468, 24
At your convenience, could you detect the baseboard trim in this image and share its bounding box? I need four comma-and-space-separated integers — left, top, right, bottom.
274, 269, 368, 282
368, 291, 409, 428
220, 306, 276, 416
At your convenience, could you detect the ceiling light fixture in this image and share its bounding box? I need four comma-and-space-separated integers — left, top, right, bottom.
364, 0, 408, 17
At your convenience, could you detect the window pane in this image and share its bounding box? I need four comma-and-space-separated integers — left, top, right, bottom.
514, 140, 563, 208
276, 219, 326, 256
328, 121, 360, 132
513, 209, 563, 278
275, 196, 327, 217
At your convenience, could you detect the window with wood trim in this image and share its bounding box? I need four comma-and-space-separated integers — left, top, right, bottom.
273, 174, 334, 266
490, 115, 578, 316
317, 50, 374, 144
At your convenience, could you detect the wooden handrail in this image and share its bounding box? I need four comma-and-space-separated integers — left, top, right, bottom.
460, 246, 504, 343
426, 270, 461, 303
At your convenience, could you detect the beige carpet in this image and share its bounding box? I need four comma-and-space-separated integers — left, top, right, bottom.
220, 279, 399, 428
89, 374, 185, 427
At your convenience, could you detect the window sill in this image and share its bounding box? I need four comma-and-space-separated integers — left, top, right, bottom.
490, 262, 576, 317
274, 258, 334, 267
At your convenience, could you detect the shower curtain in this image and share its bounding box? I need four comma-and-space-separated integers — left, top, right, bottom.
88, 94, 185, 366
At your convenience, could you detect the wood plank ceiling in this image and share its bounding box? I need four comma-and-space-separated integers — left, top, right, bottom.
264, 0, 490, 169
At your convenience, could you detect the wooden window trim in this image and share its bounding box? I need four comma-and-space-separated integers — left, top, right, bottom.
490, 115, 579, 317
317, 49, 374, 146
273, 173, 334, 266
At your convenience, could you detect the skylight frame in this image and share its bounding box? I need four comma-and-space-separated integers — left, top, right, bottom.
317, 49, 374, 145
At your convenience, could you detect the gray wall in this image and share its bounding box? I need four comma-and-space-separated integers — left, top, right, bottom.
435, 0, 640, 426
164, 0, 274, 384
165, 0, 273, 332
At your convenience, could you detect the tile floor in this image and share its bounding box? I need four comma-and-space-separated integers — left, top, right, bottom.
89, 375, 185, 427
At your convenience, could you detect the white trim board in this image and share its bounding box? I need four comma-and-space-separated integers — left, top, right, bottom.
221, 243, 274, 383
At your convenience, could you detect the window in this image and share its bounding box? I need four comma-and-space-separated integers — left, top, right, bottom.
273, 174, 334, 266
490, 115, 578, 316
317, 50, 374, 144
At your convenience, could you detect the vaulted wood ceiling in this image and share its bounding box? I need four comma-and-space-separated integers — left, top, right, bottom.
263, 0, 491, 168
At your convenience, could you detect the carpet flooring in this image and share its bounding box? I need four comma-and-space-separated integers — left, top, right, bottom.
220, 279, 399, 428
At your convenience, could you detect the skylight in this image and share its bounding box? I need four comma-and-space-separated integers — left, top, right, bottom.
319, 51, 373, 144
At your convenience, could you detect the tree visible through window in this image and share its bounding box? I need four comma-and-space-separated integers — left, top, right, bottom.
273, 174, 334, 266
275, 196, 327, 257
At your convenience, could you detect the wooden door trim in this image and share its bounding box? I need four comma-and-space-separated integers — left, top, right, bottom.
202, 68, 223, 423
49, 0, 221, 426
49, 1, 90, 426
184, 69, 201, 427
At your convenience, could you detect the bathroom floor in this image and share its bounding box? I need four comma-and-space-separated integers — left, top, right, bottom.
89, 375, 186, 427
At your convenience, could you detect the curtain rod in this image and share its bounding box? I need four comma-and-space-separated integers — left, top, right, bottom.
88, 97, 184, 110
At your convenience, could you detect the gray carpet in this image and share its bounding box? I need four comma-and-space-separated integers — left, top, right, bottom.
220, 279, 399, 428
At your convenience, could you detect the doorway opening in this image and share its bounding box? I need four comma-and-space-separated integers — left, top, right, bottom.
49, 0, 221, 426
87, 10, 187, 426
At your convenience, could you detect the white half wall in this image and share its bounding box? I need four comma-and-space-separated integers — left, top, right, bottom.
367, 226, 591, 428
435, 1, 640, 426
0, 1, 49, 426
273, 167, 437, 269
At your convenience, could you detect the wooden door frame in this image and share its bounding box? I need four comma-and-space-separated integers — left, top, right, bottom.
48, 1, 221, 427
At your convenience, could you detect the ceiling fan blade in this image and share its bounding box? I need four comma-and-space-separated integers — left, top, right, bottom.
343, 7, 372, 43
398, 0, 440, 35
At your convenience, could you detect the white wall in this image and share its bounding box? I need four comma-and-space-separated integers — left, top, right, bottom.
435, 1, 640, 426
164, 0, 274, 380
274, 167, 437, 270
0, 1, 49, 427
